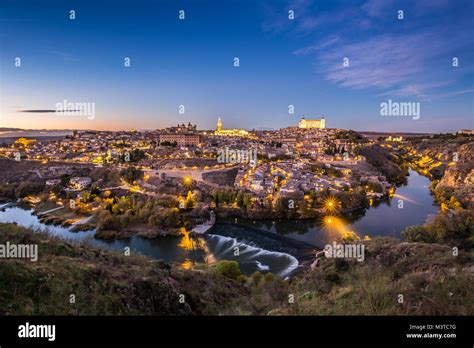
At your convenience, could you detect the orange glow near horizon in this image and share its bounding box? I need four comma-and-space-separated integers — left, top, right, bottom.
1, 108, 176, 132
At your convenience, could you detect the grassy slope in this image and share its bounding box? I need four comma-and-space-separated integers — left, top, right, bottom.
275, 238, 474, 315
0, 223, 472, 315
0, 223, 248, 315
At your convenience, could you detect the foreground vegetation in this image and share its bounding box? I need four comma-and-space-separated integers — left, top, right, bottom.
1, 223, 472, 315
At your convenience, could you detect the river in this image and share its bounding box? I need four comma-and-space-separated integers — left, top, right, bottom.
233, 169, 439, 247
0, 169, 437, 277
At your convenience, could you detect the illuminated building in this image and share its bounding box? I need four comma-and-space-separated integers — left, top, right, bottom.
386, 135, 403, 142
159, 122, 200, 147
15, 137, 37, 148
159, 133, 200, 147
214, 117, 249, 137
298, 116, 326, 129
69, 177, 92, 190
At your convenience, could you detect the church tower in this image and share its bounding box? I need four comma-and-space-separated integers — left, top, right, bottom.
299, 117, 307, 128
320, 117, 326, 129
216, 117, 223, 132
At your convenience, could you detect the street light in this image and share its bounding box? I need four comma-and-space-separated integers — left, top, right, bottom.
324, 196, 339, 212
183, 176, 192, 185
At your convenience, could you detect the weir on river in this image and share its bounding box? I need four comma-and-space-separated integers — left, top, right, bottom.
0, 170, 437, 278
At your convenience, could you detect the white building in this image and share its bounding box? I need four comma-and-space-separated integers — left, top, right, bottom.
69, 177, 92, 190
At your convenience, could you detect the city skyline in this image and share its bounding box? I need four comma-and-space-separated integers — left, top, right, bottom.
1, 0, 473, 132
0, 0, 473, 339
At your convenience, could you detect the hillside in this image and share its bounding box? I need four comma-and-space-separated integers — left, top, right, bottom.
437, 142, 474, 208
355, 144, 407, 184
1, 223, 472, 315
0, 223, 248, 315
277, 238, 474, 315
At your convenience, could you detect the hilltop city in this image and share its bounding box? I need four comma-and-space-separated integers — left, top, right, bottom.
0, 116, 395, 214
0, 113, 473, 318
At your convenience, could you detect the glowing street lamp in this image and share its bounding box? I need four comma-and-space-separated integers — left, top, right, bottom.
183, 176, 192, 185
324, 196, 339, 212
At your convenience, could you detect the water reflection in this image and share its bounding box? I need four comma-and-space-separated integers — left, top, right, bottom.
0, 170, 436, 276
0, 206, 297, 276
232, 169, 438, 248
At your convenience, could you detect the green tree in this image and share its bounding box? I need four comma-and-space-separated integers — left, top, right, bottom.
184, 191, 196, 209
163, 208, 179, 227
120, 166, 143, 184
212, 260, 242, 281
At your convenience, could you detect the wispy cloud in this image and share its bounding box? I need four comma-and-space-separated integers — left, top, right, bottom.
18, 109, 56, 113
319, 31, 450, 94
362, 0, 395, 17
263, 0, 474, 100
18, 109, 82, 113
262, 0, 359, 37
293, 36, 339, 56
430, 88, 474, 101
376, 82, 452, 101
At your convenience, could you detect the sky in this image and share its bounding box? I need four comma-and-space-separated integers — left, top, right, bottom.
0, 0, 473, 132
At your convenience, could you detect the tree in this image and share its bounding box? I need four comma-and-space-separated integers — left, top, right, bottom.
96, 210, 116, 231
90, 186, 101, 195
120, 166, 143, 184
212, 190, 219, 207
243, 194, 252, 209
121, 148, 146, 162
402, 208, 473, 249
366, 181, 383, 193
163, 208, 179, 227
184, 191, 196, 209
81, 191, 92, 203
60, 174, 70, 187
236, 191, 244, 207
212, 260, 242, 281
15, 182, 44, 198
274, 198, 288, 219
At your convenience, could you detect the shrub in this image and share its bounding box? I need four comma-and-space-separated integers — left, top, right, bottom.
212, 260, 242, 281
402, 209, 474, 249
250, 271, 263, 286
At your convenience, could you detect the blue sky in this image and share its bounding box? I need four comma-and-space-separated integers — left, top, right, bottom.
0, 0, 473, 132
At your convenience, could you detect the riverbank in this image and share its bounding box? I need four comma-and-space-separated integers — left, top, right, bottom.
33, 201, 96, 231
0, 167, 441, 278
0, 205, 301, 277
0, 222, 248, 315
222, 169, 438, 249
95, 225, 183, 240
1, 222, 472, 315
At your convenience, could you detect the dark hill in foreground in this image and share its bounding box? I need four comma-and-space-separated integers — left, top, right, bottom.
0, 223, 472, 315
